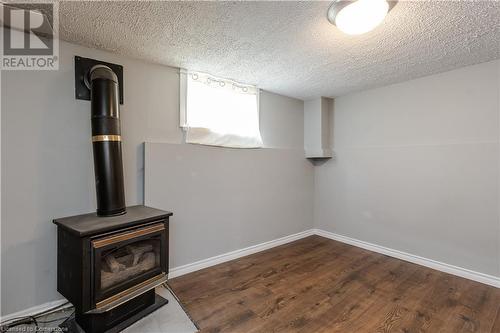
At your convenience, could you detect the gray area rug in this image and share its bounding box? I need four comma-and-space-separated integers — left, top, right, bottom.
123, 287, 198, 333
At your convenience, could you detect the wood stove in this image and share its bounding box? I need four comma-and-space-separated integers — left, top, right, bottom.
53, 57, 173, 332
53, 205, 172, 333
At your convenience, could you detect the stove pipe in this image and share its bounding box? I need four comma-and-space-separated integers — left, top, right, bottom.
87, 65, 126, 216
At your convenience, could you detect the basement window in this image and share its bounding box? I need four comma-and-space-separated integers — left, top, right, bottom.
180, 69, 263, 148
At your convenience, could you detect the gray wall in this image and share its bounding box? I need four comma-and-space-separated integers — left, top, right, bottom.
314, 60, 500, 277
145, 143, 313, 269
1, 38, 305, 315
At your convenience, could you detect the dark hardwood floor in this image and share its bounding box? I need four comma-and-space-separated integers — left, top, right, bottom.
169, 235, 500, 333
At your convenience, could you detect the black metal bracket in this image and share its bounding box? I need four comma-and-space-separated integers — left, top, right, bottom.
75, 56, 124, 104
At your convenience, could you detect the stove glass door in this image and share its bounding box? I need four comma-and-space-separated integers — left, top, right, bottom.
92, 223, 166, 303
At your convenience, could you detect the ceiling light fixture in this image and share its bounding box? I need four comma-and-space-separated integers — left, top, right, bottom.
327, 0, 396, 35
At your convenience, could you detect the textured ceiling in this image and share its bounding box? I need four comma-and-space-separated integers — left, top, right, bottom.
40, 1, 500, 99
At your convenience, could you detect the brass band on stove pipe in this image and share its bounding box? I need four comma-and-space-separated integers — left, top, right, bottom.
92, 135, 122, 142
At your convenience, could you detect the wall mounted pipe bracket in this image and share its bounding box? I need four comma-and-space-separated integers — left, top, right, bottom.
74, 56, 124, 104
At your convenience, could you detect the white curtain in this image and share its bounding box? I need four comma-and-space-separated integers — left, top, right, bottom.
183, 71, 263, 148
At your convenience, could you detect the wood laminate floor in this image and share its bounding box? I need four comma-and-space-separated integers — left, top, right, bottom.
169, 235, 500, 333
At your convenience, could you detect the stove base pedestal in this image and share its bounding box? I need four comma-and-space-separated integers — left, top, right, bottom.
61, 291, 168, 333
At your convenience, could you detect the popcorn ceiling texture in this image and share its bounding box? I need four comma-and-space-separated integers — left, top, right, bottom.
55, 0, 499, 100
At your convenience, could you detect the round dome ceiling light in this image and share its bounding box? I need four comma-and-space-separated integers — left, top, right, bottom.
327, 0, 396, 35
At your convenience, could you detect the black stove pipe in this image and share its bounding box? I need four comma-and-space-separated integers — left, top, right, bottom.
88, 65, 126, 216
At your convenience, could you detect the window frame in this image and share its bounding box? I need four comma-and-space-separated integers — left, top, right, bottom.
179, 68, 261, 131
179, 68, 188, 128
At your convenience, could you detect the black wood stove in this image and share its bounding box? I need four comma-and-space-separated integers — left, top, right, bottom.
53, 57, 173, 332
54, 206, 172, 333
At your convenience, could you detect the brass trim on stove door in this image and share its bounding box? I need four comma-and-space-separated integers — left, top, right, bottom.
92, 223, 165, 248
89, 273, 167, 313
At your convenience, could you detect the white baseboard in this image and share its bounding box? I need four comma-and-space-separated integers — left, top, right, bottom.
1, 230, 313, 322
313, 228, 500, 289
168, 229, 315, 278
169, 228, 500, 288
4, 227, 498, 322
0, 299, 70, 323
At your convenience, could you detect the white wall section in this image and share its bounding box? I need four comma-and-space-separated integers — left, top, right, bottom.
144, 143, 314, 270
314, 60, 500, 277
304, 97, 333, 158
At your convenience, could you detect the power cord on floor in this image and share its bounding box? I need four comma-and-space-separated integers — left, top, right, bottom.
0, 302, 73, 332
37, 310, 75, 324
